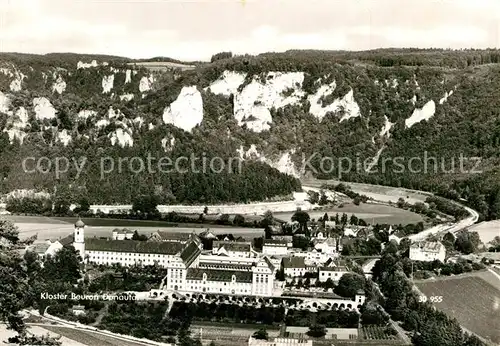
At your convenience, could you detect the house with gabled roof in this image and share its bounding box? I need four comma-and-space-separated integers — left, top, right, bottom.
282, 257, 306, 277
26, 240, 63, 258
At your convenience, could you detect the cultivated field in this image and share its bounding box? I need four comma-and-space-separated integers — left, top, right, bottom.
468, 220, 500, 244
416, 270, 500, 344
274, 202, 424, 225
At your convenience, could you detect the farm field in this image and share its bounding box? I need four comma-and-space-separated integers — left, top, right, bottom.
40, 325, 150, 346
416, 271, 500, 344
468, 220, 500, 244
274, 202, 424, 225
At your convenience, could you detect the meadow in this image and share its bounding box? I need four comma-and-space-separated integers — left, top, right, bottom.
274, 202, 424, 225
4, 215, 264, 240
468, 220, 500, 244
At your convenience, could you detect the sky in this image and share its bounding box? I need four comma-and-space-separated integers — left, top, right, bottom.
0, 0, 499, 61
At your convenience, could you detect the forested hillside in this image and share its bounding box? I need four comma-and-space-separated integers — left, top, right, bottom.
0, 50, 499, 218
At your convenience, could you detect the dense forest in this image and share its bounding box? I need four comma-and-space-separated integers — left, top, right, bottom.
0, 49, 499, 217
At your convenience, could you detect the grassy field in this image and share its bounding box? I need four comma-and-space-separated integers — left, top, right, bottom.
40, 325, 149, 346
2, 215, 264, 240
274, 202, 424, 225
416, 270, 500, 344
469, 220, 500, 244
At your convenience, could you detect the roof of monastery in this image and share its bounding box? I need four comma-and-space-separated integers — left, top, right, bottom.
180, 241, 202, 267
186, 268, 253, 283
86, 238, 185, 254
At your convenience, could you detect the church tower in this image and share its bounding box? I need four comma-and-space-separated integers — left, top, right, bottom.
73, 217, 86, 261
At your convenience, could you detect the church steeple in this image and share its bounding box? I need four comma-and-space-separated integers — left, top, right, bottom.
73, 217, 85, 260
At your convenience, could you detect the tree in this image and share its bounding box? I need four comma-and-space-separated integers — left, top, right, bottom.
307, 325, 326, 338
0, 219, 61, 345
74, 197, 90, 215
349, 214, 359, 225
442, 232, 456, 251
252, 328, 269, 340
42, 246, 81, 284
455, 230, 481, 254
340, 213, 348, 225
335, 273, 366, 298
398, 238, 411, 254
318, 192, 328, 205
324, 278, 335, 290
263, 210, 274, 226
210, 51, 232, 62
53, 197, 71, 216
291, 210, 311, 235
132, 230, 148, 241
360, 303, 390, 325
275, 267, 285, 281
308, 191, 319, 204
132, 195, 160, 218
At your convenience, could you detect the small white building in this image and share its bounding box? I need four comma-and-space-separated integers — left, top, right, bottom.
249, 337, 312, 346
112, 229, 134, 240
318, 266, 350, 283
263, 239, 289, 256
72, 305, 86, 316
409, 241, 446, 262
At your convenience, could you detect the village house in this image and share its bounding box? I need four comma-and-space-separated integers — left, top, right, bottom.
26, 240, 63, 258
72, 305, 86, 316
313, 237, 338, 254
262, 239, 289, 256
282, 257, 307, 277
112, 229, 134, 240
409, 240, 446, 262
318, 266, 350, 283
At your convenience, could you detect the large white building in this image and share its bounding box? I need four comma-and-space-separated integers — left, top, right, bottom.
167, 243, 275, 296
409, 241, 446, 262
72, 219, 276, 296
262, 239, 289, 256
